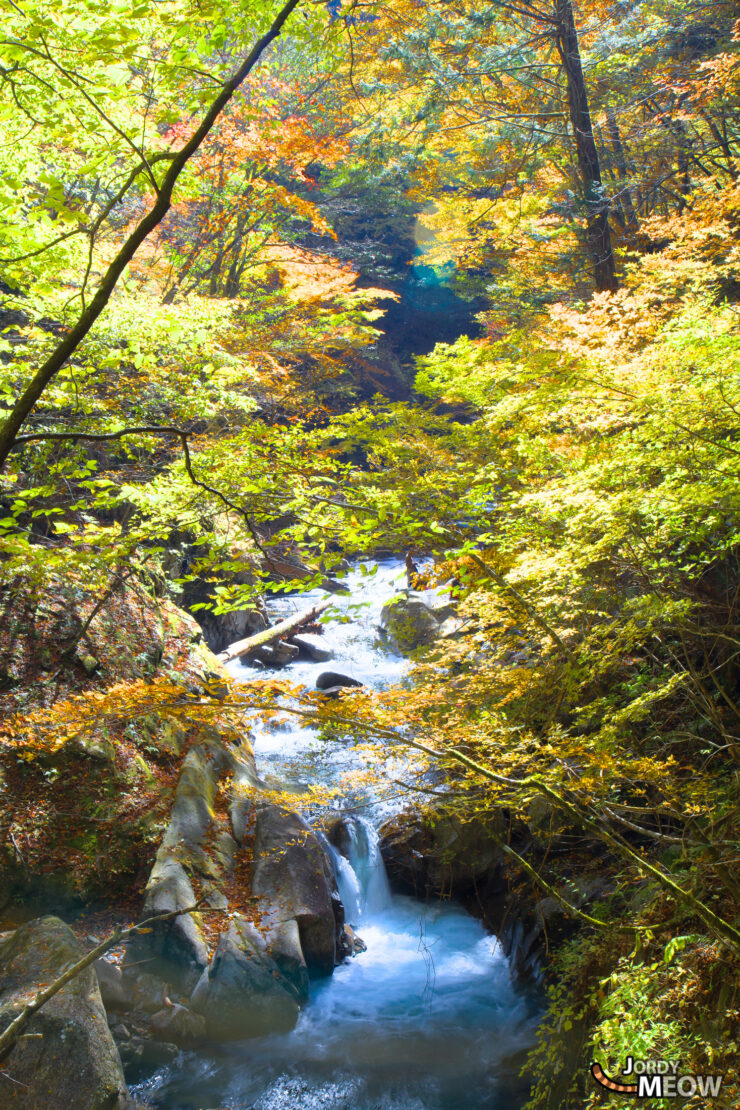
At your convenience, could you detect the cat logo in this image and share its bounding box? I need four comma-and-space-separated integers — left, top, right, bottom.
590, 1057, 724, 1099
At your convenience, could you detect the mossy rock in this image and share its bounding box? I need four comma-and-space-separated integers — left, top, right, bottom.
380, 595, 441, 653
0, 916, 131, 1109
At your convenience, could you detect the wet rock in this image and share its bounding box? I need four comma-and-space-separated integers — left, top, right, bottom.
190, 919, 300, 1039
315, 671, 363, 691
379, 810, 507, 901
118, 967, 170, 1014
0, 916, 131, 1109
290, 633, 334, 662
340, 923, 367, 957
379, 595, 441, 653
251, 802, 343, 977
262, 917, 311, 1002
117, 1034, 178, 1077
150, 1002, 206, 1045
327, 815, 355, 860
95, 957, 129, 1011
253, 640, 300, 666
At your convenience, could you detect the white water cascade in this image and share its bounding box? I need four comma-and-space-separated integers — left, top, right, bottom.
131, 561, 540, 1110
325, 817, 393, 919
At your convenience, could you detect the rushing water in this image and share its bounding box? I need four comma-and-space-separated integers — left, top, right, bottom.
131, 561, 540, 1110
231, 560, 413, 809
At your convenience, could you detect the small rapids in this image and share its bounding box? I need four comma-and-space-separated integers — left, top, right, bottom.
131, 561, 540, 1109
231, 560, 413, 809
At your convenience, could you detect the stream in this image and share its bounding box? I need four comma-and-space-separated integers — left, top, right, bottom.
132, 560, 541, 1110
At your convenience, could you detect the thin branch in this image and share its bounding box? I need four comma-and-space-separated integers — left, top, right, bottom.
0, 899, 208, 1063
0, 0, 303, 469
11, 424, 273, 551
467, 551, 574, 659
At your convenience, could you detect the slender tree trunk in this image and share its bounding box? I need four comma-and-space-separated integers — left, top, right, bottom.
553, 0, 618, 291
605, 106, 640, 233
675, 116, 691, 213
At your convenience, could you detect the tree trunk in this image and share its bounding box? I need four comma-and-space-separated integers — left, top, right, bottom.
605, 106, 640, 233
553, 0, 618, 291
675, 116, 691, 214
217, 600, 330, 663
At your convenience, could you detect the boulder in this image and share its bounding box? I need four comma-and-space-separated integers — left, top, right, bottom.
132, 854, 208, 983
132, 737, 257, 984
190, 919, 300, 1039
315, 671, 363, 691
130, 745, 218, 978
251, 803, 343, 978
379, 595, 441, 653
94, 957, 129, 1012
179, 559, 265, 654
116, 1033, 178, 1079
290, 634, 334, 662
379, 810, 507, 900
253, 640, 300, 667
0, 916, 132, 1109
117, 967, 170, 1014
327, 815, 355, 860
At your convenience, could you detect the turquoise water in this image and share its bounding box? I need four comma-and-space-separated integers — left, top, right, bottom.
130, 563, 540, 1110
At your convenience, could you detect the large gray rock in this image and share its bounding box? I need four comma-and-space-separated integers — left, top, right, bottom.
190, 919, 300, 1039
133, 854, 208, 986
179, 558, 265, 654
379, 595, 441, 653
251, 803, 343, 978
133, 736, 259, 984
0, 916, 132, 1109
379, 810, 507, 900
291, 634, 334, 662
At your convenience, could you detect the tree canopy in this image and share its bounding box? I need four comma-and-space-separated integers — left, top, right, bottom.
2, 0, 740, 1106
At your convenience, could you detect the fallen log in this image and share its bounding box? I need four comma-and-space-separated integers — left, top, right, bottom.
260, 553, 349, 594
217, 600, 331, 664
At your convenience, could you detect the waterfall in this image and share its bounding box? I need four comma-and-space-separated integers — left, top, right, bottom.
321, 833, 362, 923
325, 816, 392, 920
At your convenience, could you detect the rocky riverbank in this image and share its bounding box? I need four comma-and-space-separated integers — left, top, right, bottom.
0, 560, 560, 1109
